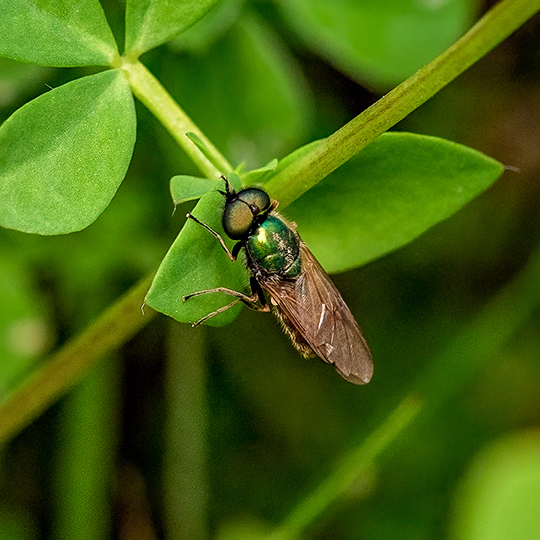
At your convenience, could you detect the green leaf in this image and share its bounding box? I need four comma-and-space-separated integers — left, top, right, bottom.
170, 176, 218, 205
285, 132, 504, 273
145, 188, 247, 326
240, 158, 278, 185
0, 70, 136, 235
451, 431, 540, 540
0, 0, 118, 67
125, 0, 220, 58
278, 0, 475, 89
153, 133, 503, 325
168, 0, 244, 53
169, 174, 241, 206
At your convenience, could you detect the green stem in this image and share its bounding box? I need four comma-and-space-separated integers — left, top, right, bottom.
0, 275, 156, 444
414, 246, 540, 411
164, 323, 209, 540
265, 394, 423, 540
266, 0, 540, 206
120, 59, 233, 178
53, 356, 120, 540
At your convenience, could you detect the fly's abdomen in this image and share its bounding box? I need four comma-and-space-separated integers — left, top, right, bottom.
246, 215, 301, 277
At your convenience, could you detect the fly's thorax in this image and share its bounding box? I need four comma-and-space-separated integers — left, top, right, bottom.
246, 214, 301, 277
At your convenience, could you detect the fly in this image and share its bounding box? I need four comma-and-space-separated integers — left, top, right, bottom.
183, 177, 373, 384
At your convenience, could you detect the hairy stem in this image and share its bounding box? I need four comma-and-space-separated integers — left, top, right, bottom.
266, 0, 540, 206
0, 276, 155, 444
120, 59, 233, 178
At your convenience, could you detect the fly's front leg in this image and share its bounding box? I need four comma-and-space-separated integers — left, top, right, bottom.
185, 212, 239, 262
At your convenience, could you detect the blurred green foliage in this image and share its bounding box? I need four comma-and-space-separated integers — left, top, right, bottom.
0, 1, 539, 539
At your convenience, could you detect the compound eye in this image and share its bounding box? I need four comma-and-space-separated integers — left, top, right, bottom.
222, 199, 254, 239
237, 188, 271, 214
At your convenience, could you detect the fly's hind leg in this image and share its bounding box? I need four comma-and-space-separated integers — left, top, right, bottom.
187, 296, 242, 327
183, 277, 269, 327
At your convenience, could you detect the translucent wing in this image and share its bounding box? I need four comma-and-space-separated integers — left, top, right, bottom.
259, 242, 373, 384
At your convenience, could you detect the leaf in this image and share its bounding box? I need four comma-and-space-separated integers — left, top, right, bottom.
451, 430, 540, 540
168, 0, 244, 53
169, 174, 242, 206
152, 133, 503, 325
241, 158, 278, 185
125, 0, 220, 58
285, 132, 504, 273
278, 0, 475, 89
0, 0, 118, 67
145, 188, 247, 326
170, 176, 218, 205
0, 70, 136, 235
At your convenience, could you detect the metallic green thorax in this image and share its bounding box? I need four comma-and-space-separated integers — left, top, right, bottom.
246, 214, 301, 277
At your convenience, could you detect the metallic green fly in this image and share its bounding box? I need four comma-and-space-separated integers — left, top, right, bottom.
183, 178, 373, 384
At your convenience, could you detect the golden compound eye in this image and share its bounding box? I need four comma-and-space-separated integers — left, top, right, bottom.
237, 188, 270, 214
222, 199, 254, 239
222, 188, 271, 240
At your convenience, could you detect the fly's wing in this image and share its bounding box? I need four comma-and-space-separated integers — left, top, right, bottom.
261, 243, 373, 384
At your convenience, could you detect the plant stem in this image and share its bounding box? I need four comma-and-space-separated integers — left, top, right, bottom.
164, 322, 210, 540
265, 0, 540, 206
265, 394, 423, 540
53, 356, 120, 540
120, 59, 233, 178
414, 246, 540, 411
0, 275, 156, 444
